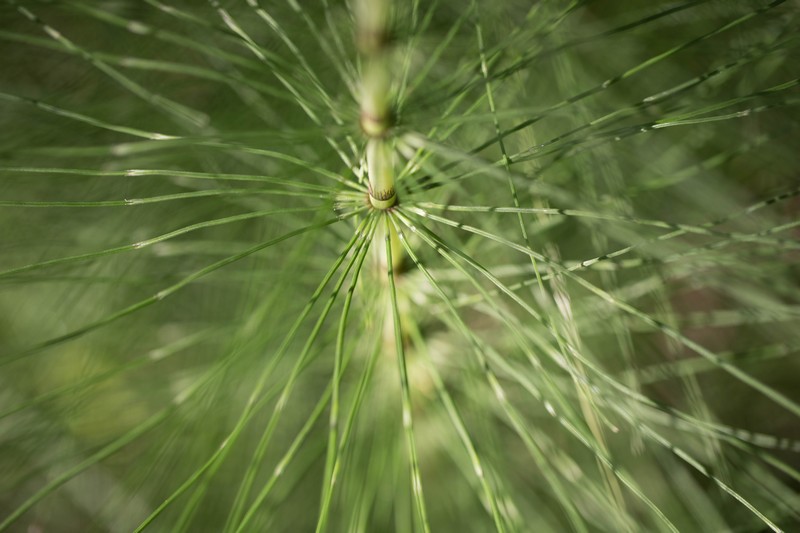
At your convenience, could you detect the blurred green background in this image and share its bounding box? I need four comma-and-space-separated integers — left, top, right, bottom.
1, 1, 799, 531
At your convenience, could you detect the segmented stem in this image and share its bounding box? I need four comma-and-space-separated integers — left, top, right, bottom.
357, 0, 397, 209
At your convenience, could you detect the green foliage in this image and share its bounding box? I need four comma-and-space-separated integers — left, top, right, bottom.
1, 1, 799, 531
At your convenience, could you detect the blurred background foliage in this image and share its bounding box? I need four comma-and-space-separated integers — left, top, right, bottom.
0, 0, 799, 531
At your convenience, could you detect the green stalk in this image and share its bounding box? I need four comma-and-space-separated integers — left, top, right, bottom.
366, 138, 396, 208
385, 213, 430, 533
356, 0, 397, 209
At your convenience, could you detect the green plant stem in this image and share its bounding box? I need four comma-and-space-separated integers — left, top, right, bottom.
357, 0, 397, 209
385, 213, 430, 533
366, 138, 396, 208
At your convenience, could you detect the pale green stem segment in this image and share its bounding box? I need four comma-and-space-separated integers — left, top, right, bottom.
361, 58, 392, 137
356, 0, 397, 209
366, 138, 396, 208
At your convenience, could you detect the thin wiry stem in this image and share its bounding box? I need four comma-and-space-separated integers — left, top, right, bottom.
384, 213, 431, 533
405, 207, 800, 417
316, 214, 379, 533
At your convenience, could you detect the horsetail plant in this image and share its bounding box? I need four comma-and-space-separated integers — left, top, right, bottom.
357, 0, 397, 210
1, 1, 799, 532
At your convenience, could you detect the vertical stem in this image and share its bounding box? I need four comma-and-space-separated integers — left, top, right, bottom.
366, 138, 396, 209
356, 0, 397, 209
385, 214, 430, 533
